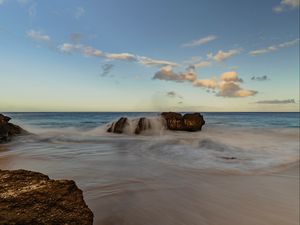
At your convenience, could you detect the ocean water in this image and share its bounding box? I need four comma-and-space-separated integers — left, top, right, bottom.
0, 112, 299, 225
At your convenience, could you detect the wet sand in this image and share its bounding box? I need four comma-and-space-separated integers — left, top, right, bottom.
87, 164, 299, 225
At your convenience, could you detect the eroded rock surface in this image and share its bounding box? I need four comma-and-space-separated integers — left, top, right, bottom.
0, 169, 93, 225
0, 114, 27, 143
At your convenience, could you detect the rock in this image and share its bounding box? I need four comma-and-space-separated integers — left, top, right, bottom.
135, 117, 151, 134
161, 112, 205, 132
0, 114, 27, 143
0, 169, 93, 225
107, 117, 128, 133
106, 112, 205, 134
182, 113, 205, 131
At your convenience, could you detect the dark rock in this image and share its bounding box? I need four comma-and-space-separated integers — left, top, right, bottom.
221, 156, 237, 160
182, 113, 205, 131
135, 117, 151, 134
0, 114, 27, 143
107, 117, 129, 133
161, 112, 205, 132
0, 169, 93, 225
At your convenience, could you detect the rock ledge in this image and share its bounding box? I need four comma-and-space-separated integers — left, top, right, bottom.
0, 169, 93, 225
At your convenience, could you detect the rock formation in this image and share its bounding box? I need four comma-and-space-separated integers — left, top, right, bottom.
0, 169, 93, 225
107, 112, 205, 134
0, 114, 27, 143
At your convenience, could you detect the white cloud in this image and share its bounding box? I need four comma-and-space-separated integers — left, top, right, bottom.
273, 0, 299, 12
138, 56, 178, 67
106, 53, 136, 61
75, 6, 85, 19
249, 38, 299, 56
59, 43, 103, 57
27, 30, 50, 42
207, 49, 241, 62
182, 35, 217, 47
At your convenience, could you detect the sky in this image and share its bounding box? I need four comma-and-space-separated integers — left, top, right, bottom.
0, 0, 299, 112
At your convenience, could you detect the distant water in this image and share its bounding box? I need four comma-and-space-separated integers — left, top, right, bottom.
0, 112, 299, 225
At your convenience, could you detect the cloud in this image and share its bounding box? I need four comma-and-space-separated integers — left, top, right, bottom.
255, 99, 296, 104
138, 56, 178, 67
28, 3, 37, 17
251, 75, 269, 81
0, 0, 6, 5
59, 43, 103, 57
153, 66, 197, 82
182, 35, 217, 47
193, 60, 212, 69
153, 67, 256, 98
273, 0, 299, 12
75, 6, 85, 19
27, 30, 50, 42
249, 38, 299, 56
217, 82, 257, 97
193, 78, 218, 89
106, 53, 136, 61
101, 64, 114, 77
220, 71, 243, 82
166, 91, 183, 99
207, 49, 241, 62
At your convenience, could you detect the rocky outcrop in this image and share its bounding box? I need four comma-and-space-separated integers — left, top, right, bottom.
161, 112, 205, 132
0, 114, 27, 143
0, 169, 93, 225
135, 117, 151, 134
107, 117, 129, 133
107, 112, 205, 134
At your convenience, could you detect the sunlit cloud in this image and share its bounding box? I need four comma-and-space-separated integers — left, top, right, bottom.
153, 66, 197, 82
249, 38, 299, 56
273, 0, 299, 12
27, 30, 50, 42
220, 71, 243, 83
153, 67, 257, 98
59, 43, 104, 57
255, 99, 296, 104
217, 82, 257, 97
182, 35, 217, 47
106, 53, 136, 61
207, 49, 241, 62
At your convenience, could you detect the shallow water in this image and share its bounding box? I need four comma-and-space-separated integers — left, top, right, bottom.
0, 112, 299, 224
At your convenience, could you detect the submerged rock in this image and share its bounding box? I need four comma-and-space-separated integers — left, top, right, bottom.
107, 112, 205, 134
0, 114, 27, 143
0, 169, 93, 225
107, 117, 129, 133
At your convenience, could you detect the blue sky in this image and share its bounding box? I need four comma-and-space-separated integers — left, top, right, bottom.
0, 0, 299, 112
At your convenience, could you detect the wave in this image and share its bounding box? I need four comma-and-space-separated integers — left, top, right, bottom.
10, 117, 300, 174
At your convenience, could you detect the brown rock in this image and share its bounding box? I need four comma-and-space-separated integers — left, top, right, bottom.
0, 114, 27, 143
107, 117, 129, 133
0, 169, 93, 225
135, 117, 151, 134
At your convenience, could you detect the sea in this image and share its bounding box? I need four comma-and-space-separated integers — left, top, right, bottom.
0, 112, 299, 224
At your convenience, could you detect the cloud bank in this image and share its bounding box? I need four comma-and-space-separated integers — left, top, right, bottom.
273, 0, 300, 12
255, 99, 296, 104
